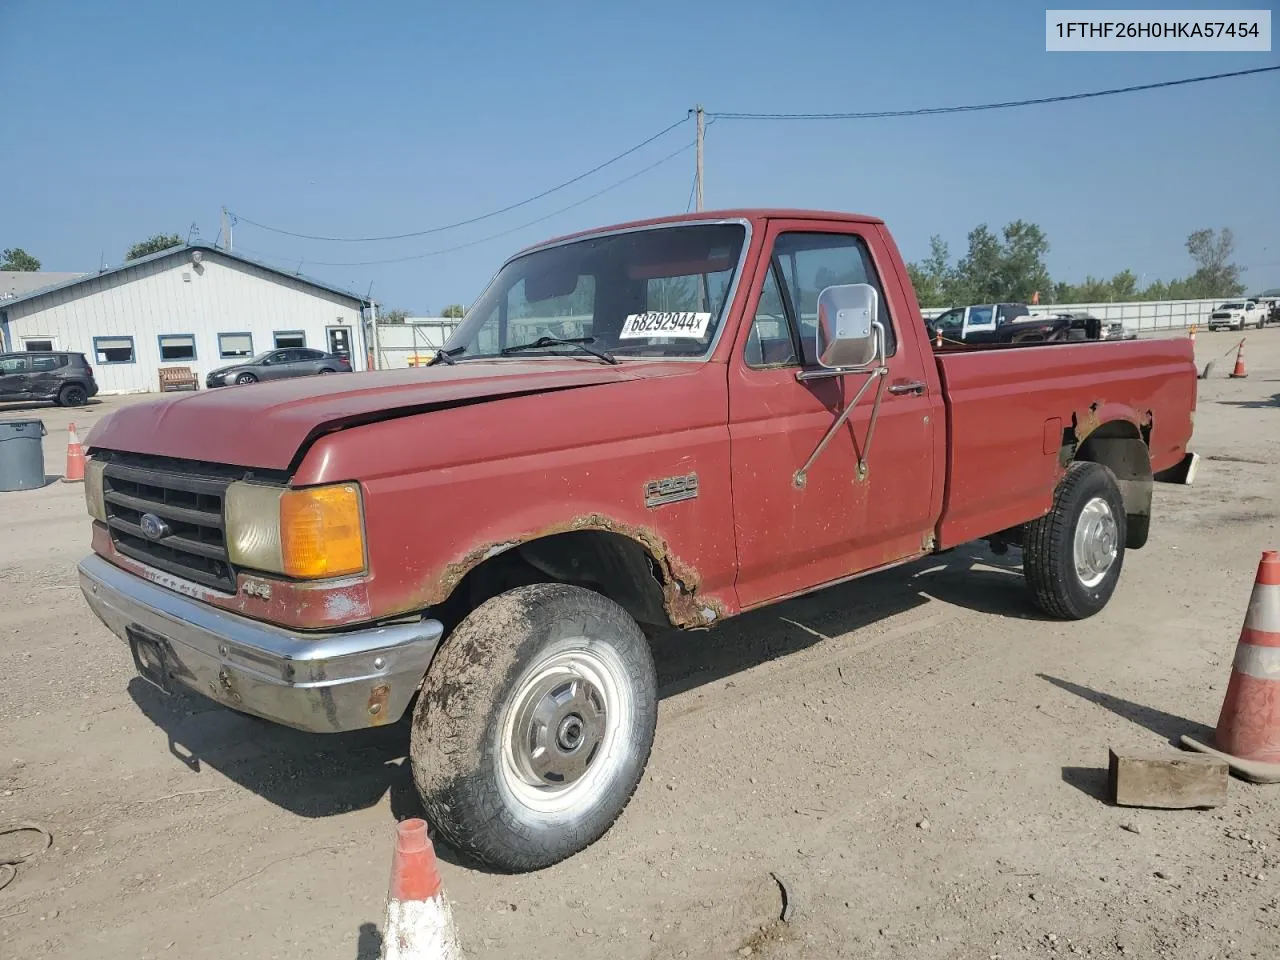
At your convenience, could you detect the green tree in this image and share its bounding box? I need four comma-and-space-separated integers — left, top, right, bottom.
1, 247, 41, 271
951, 224, 1003, 304
1184, 228, 1245, 298
440, 304, 466, 318
995, 220, 1051, 302
906, 235, 953, 307
380, 309, 409, 324
125, 233, 182, 261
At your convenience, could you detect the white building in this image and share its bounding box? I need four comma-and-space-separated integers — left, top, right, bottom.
0, 243, 373, 394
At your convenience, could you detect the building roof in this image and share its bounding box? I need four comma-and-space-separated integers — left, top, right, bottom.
0, 243, 372, 312
1, 271, 87, 301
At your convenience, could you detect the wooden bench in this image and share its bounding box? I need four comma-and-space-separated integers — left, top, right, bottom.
158, 366, 199, 392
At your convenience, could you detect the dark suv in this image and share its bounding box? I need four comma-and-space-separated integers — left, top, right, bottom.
0, 351, 99, 406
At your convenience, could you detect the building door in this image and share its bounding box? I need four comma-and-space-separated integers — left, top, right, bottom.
327, 326, 352, 360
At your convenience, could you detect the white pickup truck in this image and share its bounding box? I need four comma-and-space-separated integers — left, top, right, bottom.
1207, 300, 1265, 331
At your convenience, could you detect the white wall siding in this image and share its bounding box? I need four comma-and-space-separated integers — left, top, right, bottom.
3, 250, 366, 393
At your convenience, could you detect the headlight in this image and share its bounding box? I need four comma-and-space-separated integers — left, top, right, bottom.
85, 458, 107, 522
225, 481, 366, 579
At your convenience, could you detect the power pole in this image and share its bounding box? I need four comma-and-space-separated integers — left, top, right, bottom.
221, 206, 233, 251
694, 104, 705, 211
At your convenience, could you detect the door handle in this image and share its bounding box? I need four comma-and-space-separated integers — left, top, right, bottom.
888, 379, 926, 396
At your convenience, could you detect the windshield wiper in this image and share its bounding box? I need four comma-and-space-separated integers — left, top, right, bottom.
426, 346, 466, 366
500, 336, 617, 365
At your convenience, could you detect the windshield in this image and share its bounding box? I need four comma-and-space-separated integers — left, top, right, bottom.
1220, 303, 1244, 310
443, 223, 747, 360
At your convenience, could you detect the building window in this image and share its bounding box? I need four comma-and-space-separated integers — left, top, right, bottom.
218, 332, 254, 358
274, 330, 306, 348
23, 339, 53, 352
94, 336, 136, 364
158, 334, 197, 362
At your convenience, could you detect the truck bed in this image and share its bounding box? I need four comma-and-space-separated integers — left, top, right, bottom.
933, 337, 1197, 548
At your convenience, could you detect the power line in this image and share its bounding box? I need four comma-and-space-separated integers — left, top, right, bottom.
237, 138, 697, 268
231, 115, 690, 243
708, 64, 1280, 120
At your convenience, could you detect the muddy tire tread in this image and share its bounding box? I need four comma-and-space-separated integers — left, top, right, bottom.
410, 583, 656, 872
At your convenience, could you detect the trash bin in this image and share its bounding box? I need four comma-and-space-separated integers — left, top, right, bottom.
0, 419, 48, 491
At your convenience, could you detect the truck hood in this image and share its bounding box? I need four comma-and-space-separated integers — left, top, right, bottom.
86, 361, 658, 471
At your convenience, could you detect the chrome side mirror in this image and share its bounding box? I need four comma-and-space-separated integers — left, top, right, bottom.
815, 283, 880, 369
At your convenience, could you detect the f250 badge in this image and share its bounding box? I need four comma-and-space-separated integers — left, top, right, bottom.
644, 473, 698, 509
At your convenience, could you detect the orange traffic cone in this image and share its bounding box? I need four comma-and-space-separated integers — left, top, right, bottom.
379, 819, 463, 959
63, 423, 85, 483
1181, 550, 1280, 783
1229, 340, 1248, 378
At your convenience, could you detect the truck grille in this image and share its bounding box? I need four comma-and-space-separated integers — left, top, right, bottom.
99, 453, 273, 592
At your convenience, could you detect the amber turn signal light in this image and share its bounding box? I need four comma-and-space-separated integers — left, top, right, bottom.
279, 483, 366, 579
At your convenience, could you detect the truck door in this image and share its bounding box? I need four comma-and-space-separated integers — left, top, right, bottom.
728, 222, 940, 608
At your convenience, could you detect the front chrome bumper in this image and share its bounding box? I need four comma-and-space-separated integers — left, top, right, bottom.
79, 554, 443, 733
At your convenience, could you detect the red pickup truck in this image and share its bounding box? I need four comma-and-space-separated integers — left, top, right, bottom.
78, 209, 1198, 872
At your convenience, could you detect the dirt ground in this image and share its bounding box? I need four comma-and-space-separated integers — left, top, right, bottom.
2, 330, 1278, 960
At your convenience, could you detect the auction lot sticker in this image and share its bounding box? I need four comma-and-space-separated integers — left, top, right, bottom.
619, 311, 712, 339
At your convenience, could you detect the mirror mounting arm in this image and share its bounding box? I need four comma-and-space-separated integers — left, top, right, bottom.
793, 323, 888, 488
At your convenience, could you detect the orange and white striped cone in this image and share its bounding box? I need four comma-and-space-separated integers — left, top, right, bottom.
1229, 340, 1248, 378
380, 819, 463, 960
63, 423, 85, 483
1181, 550, 1280, 784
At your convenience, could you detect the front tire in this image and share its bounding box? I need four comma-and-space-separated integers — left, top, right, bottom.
234, 372, 258, 385
1023, 461, 1127, 620
410, 583, 658, 873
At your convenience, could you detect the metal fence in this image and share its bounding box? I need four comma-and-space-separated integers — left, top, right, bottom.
919, 297, 1233, 332
371, 297, 1243, 367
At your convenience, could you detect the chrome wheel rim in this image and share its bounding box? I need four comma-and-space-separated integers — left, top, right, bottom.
499, 642, 630, 815
1074, 496, 1118, 588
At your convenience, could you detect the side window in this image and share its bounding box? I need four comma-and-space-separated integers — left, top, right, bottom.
934, 308, 963, 333
771, 233, 897, 364
273, 331, 306, 349
30, 355, 62, 371
94, 336, 136, 364
159, 334, 197, 361
0, 356, 28, 374
218, 332, 253, 358
745, 266, 798, 368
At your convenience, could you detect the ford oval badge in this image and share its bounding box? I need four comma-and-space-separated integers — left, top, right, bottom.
139, 513, 170, 541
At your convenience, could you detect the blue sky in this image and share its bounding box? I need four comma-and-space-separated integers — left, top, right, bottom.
2, 1, 1277, 311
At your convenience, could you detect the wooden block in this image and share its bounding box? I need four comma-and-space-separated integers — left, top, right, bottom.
1108, 748, 1228, 809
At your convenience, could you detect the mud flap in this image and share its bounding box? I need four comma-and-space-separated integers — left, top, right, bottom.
1154, 452, 1200, 486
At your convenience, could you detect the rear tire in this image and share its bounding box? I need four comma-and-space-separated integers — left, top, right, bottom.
1023, 461, 1127, 620
410, 583, 657, 873
58, 383, 88, 407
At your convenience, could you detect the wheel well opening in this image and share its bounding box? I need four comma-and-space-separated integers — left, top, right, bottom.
1072, 420, 1153, 549
434, 530, 674, 636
